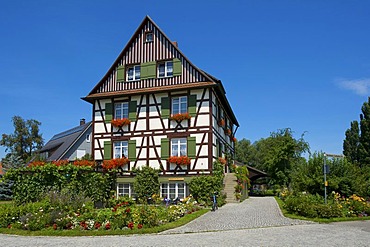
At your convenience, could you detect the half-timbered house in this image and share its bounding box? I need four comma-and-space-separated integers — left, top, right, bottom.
83, 16, 239, 200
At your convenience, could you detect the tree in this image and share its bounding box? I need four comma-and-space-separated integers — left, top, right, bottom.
258, 128, 309, 187
291, 152, 368, 197
235, 138, 256, 166
343, 120, 360, 164
358, 97, 370, 167
0, 116, 43, 163
1, 153, 23, 171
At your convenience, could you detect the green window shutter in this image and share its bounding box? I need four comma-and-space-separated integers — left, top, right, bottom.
187, 136, 196, 158
173, 58, 182, 76
104, 141, 112, 160
188, 95, 197, 116
141, 61, 156, 79
105, 103, 113, 123
128, 140, 136, 161
116, 65, 125, 82
161, 138, 169, 159
140, 64, 148, 79
129, 101, 137, 121
161, 97, 170, 119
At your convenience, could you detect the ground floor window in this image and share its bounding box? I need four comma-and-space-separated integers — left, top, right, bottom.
160, 182, 186, 200
117, 183, 135, 198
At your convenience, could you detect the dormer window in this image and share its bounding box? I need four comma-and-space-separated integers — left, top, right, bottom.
145, 32, 153, 42
158, 61, 173, 78
127, 65, 140, 81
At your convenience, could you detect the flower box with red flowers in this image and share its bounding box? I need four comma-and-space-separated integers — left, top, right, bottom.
218, 118, 225, 127
111, 118, 131, 128
169, 113, 191, 122
218, 157, 227, 165
168, 156, 191, 166
231, 136, 237, 142
102, 157, 130, 170
224, 128, 232, 136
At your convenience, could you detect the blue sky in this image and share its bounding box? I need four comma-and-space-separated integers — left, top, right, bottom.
1, 0, 370, 159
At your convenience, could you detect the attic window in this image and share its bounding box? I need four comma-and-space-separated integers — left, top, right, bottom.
145, 32, 153, 42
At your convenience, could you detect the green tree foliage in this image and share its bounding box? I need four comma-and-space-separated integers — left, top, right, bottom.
358, 97, 370, 167
235, 138, 256, 165
189, 160, 225, 206
257, 128, 309, 187
133, 166, 160, 203
343, 120, 360, 165
1, 116, 43, 163
1, 153, 23, 172
291, 152, 369, 197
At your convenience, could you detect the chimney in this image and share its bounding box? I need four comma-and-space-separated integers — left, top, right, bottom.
80, 118, 86, 126
172, 41, 178, 48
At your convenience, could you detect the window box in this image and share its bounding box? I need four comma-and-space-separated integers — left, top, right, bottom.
111, 118, 131, 128
169, 112, 191, 122
231, 136, 237, 143
224, 128, 232, 136
168, 156, 191, 166
218, 118, 225, 127
102, 157, 130, 170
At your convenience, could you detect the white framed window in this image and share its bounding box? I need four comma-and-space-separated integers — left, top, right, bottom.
127, 65, 140, 81
86, 134, 91, 143
117, 183, 135, 197
171, 138, 187, 157
158, 61, 173, 78
114, 141, 128, 159
114, 102, 129, 119
161, 183, 186, 200
172, 96, 187, 114
145, 32, 153, 42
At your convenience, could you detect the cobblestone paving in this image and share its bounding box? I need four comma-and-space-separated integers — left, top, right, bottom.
162, 196, 313, 234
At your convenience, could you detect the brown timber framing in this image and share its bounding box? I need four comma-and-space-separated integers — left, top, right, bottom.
85, 16, 239, 177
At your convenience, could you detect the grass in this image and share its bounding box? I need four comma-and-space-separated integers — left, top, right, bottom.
274, 196, 370, 223
0, 208, 209, 236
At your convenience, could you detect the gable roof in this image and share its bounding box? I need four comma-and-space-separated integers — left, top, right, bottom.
82, 15, 238, 126
40, 121, 92, 161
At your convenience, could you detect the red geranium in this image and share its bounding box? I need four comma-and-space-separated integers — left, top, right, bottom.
137, 224, 143, 229
27, 161, 46, 167
128, 222, 134, 230
102, 157, 130, 170
169, 113, 191, 122
218, 157, 227, 165
168, 156, 191, 166
111, 118, 131, 128
218, 118, 225, 127
73, 160, 95, 167
52, 160, 69, 167
224, 128, 231, 136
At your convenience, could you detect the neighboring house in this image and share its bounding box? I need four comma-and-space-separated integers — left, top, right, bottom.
39, 119, 92, 161
82, 16, 239, 200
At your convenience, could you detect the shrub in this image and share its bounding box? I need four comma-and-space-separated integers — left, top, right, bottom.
2, 163, 114, 205
189, 160, 225, 206
133, 166, 159, 203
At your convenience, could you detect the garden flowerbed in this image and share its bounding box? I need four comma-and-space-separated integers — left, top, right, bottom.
0, 193, 202, 234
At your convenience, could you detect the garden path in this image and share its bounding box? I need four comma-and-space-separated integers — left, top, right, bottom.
161, 196, 313, 234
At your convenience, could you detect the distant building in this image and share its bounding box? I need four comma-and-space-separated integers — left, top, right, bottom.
39, 119, 92, 161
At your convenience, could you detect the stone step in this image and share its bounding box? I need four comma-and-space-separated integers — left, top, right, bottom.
222, 173, 239, 203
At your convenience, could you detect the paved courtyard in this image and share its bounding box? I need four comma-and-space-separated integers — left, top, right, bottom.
1, 197, 370, 247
